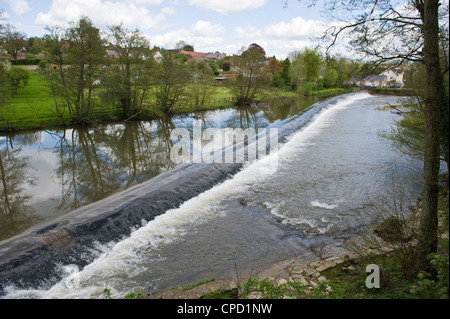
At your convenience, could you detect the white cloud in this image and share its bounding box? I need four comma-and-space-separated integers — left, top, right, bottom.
265, 16, 328, 41
5, 0, 31, 16
188, 0, 267, 14
234, 25, 262, 39
151, 20, 226, 52
161, 7, 176, 15
35, 0, 167, 30
230, 16, 347, 58
133, 0, 165, 4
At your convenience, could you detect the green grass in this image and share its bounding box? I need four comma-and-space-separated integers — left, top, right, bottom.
1, 71, 62, 130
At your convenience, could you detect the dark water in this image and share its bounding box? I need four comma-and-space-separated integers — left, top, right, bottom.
1, 93, 423, 298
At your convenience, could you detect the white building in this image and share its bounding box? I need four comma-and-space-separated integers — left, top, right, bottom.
380, 68, 405, 86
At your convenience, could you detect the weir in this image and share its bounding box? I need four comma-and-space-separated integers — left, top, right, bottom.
0, 93, 365, 296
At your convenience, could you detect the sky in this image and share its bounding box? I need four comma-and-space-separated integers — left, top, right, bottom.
1, 0, 334, 59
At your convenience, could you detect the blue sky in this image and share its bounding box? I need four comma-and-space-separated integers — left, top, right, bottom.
1, 0, 333, 59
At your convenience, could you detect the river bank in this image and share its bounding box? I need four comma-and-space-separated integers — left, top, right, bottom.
149, 200, 449, 300
0, 71, 348, 133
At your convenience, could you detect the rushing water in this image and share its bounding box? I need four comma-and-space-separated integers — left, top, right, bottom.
1, 93, 423, 299
0, 96, 322, 242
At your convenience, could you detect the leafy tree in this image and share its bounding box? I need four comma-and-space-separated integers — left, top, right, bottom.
7, 67, 30, 95
26, 36, 47, 56
280, 58, 291, 86
231, 47, 267, 106
322, 67, 338, 88
187, 58, 214, 108
289, 47, 322, 86
2, 26, 27, 60
267, 58, 282, 75
155, 50, 189, 115
176, 40, 194, 52
45, 17, 107, 125
103, 25, 156, 118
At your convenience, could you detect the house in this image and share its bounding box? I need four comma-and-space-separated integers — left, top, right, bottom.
153, 49, 163, 63
206, 52, 226, 61
349, 75, 364, 87
362, 75, 388, 88
107, 50, 120, 59
380, 68, 404, 86
348, 74, 388, 88
10, 52, 27, 61
169, 49, 207, 60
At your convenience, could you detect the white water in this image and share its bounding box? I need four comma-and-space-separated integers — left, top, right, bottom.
4, 92, 422, 299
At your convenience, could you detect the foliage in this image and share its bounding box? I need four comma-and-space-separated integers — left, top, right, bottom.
231, 47, 268, 106
289, 47, 322, 85
241, 277, 306, 299
7, 67, 30, 95
102, 25, 157, 118
176, 40, 194, 52
0, 64, 9, 104
124, 290, 145, 299
155, 50, 189, 115
44, 17, 107, 125
410, 246, 449, 299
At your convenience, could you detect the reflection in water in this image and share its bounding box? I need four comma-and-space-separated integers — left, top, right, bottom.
0, 138, 38, 241
0, 96, 325, 241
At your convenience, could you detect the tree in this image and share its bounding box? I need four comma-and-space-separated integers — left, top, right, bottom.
155, 50, 189, 115
103, 25, 156, 118
280, 58, 291, 86
2, 26, 27, 60
248, 43, 266, 59
289, 47, 322, 86
267, 58, 282, 75
187, 58, 214, 109
231, 47, 267, 106
292, 0, 448, 272
322, 67, 338, 88
7, 67, 30, 95
45, 17, 107, 125
176, 40, 194, 52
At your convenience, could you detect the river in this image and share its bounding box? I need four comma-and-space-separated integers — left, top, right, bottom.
0, 93, 423, 298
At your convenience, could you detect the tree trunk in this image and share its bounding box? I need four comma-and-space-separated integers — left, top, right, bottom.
415, 0, 442, 271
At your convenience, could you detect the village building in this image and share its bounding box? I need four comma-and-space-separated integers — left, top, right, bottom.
169, 49, 207, 60
206, 52, 226, 61
380, 68, 405, 86
349, 68, 405, 88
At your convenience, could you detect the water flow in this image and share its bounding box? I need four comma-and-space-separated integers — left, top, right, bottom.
3, 93, 422, 299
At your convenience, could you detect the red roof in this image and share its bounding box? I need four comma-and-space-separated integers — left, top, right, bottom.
180, 51, 206, 59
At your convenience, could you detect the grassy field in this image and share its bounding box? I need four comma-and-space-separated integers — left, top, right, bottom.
0, 71, 62, 130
